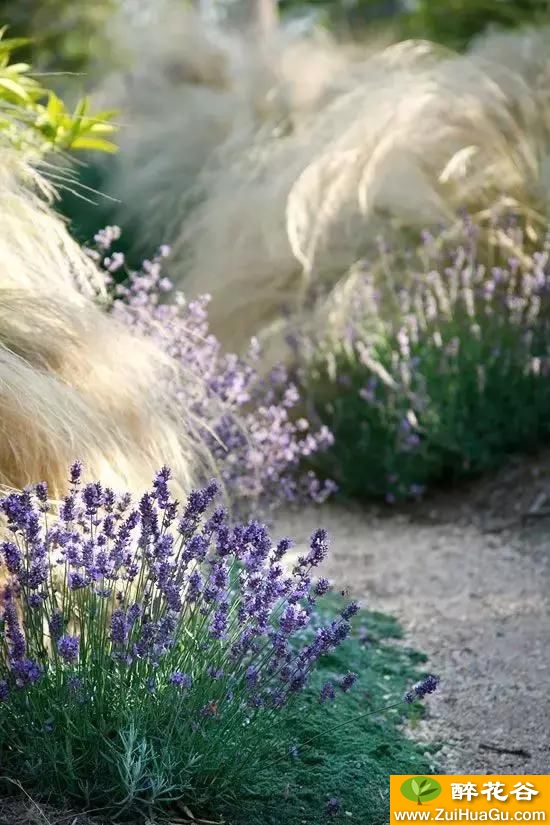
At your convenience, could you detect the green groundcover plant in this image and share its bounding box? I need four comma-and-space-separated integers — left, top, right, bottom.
229, 604, 437, 824
303, 217, 550, 501
0, 463, 438, 821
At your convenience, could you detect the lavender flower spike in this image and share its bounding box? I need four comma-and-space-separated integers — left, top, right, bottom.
404, 674, 440, 704
57, 635, 80, 664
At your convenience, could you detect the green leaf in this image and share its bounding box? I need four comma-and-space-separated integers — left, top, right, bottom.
88, 108, 118, 122
0, 37, 31, 55
0, 76, 30, 101
72, 96, 90, 121
70, 135, 118, 153
87, 121, 117, 135
419, 780, 429, 789
420, 787, 434, 797
46, 92, 64, 122
411, 780, 420, 796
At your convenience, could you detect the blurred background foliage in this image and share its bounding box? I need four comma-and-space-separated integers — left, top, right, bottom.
0, 0, 118, 84
279, 0, 550, 47
1, 0, 550, 83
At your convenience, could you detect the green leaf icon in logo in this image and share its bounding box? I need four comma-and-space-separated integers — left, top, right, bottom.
401, 776, 442, 805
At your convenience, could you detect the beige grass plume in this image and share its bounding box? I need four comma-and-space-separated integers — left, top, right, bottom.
92, 8, 550, 356
94, 3, 375, 262
174, 29, 550, 352
0, 151, 202, 498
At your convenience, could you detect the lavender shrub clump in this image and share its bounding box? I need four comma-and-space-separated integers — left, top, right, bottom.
85, 231, 335, 514
303, 218, 550, 500
0, 463, 350, 815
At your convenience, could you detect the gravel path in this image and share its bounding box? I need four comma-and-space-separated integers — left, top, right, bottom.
275, 501, 550, 774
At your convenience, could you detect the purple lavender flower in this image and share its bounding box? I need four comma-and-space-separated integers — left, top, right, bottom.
153, 466, 172, 509
341, 602, 360, 620
35, 482, 48, 504
57, 635, 80, 664
12, 658, 41, 687
169, 671, 192, 689
210, 563, 229, 592
187, 570, 203, 602
306, 529, 329, 567
404, 674, 440, 703
68, 675, 83, 693
49, 611, 64, 640
314, 577, 331, 597
110, 609, 128, 644
21, 561, 47, 590
330, 620, 351, 644
68, 571, 88, 590
69, 460, 83, 486
2, 541, 22, 574
274, 537, 293, 561
245, 665, 259, 688
210, 606, 229, 640
340, 672, 357, 692
4, 598, 25, 659
320, 681, 336, 703
280, 604, 309, 636
59, 493, 77, 523
127, 603, 141, 627
0, 680, 9, 702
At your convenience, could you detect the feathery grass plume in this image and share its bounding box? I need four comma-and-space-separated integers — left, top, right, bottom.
171, 28, 550, 352
0, 153, 107, 299
89, 10, 550, 352
92, 3, 378, 264
0, 151, 204, 498
91, 5, 244, 260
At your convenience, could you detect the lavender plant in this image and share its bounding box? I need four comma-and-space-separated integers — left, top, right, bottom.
85, 227, 336, 516
0, 462, 355, 817
303, 218, 550, 500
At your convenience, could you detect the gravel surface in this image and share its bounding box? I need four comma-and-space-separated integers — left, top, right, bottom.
276, 499, 550, 774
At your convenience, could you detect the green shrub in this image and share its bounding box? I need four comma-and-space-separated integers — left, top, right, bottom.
280, 0, 550, 48
302, 218, 550, 500
0, 0, 117, 76
402, 0, 550, 51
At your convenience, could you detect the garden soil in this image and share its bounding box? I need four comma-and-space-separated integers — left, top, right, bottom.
277, 453, 550, 774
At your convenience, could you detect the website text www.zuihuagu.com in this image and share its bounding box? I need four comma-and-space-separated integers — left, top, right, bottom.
393, 810, 547, 821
